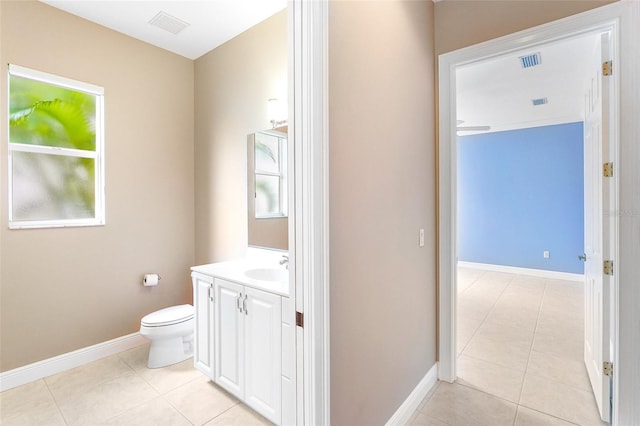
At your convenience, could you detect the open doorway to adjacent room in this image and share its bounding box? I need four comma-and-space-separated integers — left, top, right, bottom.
438, 11, 621, 424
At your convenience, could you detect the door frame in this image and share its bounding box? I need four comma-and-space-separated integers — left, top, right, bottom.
291, 0, 330, 425
437, 2, 639, 425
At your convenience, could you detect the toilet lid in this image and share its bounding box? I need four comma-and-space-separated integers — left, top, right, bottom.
141, 304, 194, 327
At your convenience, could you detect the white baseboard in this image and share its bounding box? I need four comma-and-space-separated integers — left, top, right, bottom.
0, 333, 148, 392
458, 261, 584, 282
385, 362, 438, 426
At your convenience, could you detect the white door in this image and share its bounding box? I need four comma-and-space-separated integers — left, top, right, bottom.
583, 31, 612, 422
192, 272, 215, 378
244, 287, 282, 424
215, 279, 244, 399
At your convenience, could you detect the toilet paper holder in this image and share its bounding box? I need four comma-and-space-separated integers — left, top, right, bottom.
143, 274, 162, 286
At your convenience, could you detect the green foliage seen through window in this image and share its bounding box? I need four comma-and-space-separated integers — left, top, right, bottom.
8, 66, 103, 227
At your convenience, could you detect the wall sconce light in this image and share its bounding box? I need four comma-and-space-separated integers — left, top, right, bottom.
268, 98, 287, 129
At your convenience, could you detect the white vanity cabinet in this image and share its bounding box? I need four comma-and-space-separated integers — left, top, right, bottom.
215, 278, 282, 424
242, 285, 282, 422
191, 272, 215, 378
191, 263, 286, 426
215, 279, 243, 396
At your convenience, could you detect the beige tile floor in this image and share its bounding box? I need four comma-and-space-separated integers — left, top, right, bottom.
1, 268, 606, 426
408, 267, 607, 426
0, 344, 272, 426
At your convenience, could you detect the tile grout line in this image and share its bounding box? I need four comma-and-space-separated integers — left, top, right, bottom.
457, 273, 514, 357
454, 380, 518, 405
42, 378, 71, 426
457, 351, 526, 378
459, 273, 549, 426
515, 404, 584, 426
458, 272, 521, 425
457, 268, 485, 296
520, 279, 601, 425
160, 374, 242, 426
513, 277, 549, 426
203, 403, 244, 425
405, 379, 444, 425
88, 350, 165, 425
159, 392, 197, 426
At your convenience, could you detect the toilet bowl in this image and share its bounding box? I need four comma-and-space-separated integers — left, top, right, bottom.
139, 304, 194, 368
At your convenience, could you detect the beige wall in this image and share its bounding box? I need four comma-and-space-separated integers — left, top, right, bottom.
434, 0, 617, 55
194, 10, 287, 264
329, 1, 437, 424
0, 1, 195, 372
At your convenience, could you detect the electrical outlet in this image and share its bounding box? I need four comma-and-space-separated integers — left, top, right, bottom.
543, 250, 550, 259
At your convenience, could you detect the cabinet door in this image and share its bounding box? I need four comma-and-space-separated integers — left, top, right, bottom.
192, 272, 214, 378
215, 279, 244, 399
244, 287, 282, 424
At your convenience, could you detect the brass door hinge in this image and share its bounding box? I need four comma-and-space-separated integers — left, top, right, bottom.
603, 162, 613, 177
604, 260, 614, 275
603, 361, 613, 377
603, 61, 613, 76
296, 311, 304, 328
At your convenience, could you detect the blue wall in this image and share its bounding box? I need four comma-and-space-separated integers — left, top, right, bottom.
458, 122, 584, 274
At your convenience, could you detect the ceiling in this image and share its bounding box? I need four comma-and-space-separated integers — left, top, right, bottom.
40, 0, 287, 60
456, 32, 601, 135
39, 2, 599, 133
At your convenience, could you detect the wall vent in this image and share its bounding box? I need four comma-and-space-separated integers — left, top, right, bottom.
519, 52, 542, 69
149, 11, 190, 35
532, 97, 548, 106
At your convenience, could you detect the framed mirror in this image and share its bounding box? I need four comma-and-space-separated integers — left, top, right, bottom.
247, 128, 288, 250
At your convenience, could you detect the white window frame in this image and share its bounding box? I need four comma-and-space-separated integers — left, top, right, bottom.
254, 130, 288, 219
7, 64, 105, 229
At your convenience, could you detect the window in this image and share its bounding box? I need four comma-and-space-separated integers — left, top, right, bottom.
8, 65, 104, 229
254, 131, 287, 218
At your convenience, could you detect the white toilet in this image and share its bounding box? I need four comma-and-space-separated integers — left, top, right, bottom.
139, 304, 194, 368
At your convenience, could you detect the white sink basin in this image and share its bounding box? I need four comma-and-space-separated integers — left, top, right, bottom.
244, 268, 288, 283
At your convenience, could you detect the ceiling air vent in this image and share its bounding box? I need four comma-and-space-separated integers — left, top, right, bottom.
149, 11, 190, 35
532, 97, 548, 106
519, 52, 542, 69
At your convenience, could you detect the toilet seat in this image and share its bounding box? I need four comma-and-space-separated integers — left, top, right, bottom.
141, 304, 194, 327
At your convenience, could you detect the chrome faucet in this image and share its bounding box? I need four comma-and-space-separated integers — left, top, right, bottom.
279, 255, 289, 269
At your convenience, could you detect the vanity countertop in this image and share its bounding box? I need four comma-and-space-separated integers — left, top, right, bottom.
191, 260, 289, 297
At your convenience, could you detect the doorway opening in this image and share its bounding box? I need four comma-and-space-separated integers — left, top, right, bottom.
437, 4, 625, 424
453, 30, 607, 424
